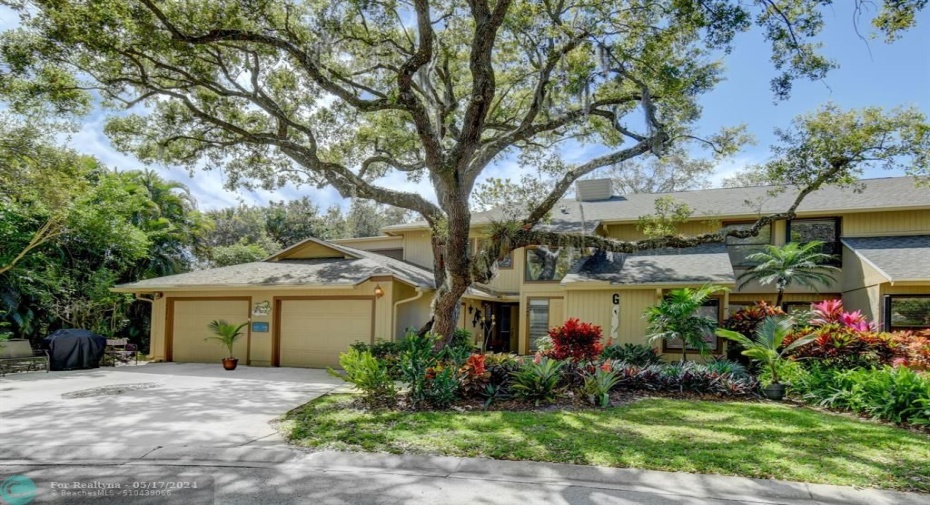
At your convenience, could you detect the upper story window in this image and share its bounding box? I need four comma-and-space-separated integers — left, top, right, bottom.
525, 246, 574, 282
786, 218, 841, 264
723, 222, 772, 267
470, 238, 513, 269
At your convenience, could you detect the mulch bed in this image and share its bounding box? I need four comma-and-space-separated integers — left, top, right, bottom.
346, 388, 765, 413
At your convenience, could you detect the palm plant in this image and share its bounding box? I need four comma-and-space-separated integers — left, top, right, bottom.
737, 241, 839, 307
645, 284, 727, 362
715, 316, 816, 385
204, 319, 249, 358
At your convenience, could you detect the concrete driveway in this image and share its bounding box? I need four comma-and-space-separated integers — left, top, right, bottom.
0, 363, 343, 448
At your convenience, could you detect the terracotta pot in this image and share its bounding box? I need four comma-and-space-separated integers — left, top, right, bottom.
762, 383, 786, 401
222, 358, 239, 371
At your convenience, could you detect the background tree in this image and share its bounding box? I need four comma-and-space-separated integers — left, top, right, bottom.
1, 1, 926, 341
199, 197, 410, 266
606, 150, 716, 195
737, 241, 840, 307
1, 158, 207, 346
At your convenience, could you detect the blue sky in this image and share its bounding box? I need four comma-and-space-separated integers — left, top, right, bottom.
5, 3, 929, 211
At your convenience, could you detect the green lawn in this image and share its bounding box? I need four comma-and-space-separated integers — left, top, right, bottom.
281, 395, 930, 492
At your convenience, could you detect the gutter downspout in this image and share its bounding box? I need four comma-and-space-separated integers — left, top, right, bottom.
393, 288, 426, 340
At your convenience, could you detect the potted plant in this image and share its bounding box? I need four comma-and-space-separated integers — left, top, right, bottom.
715, 316, 815, 400
204, 320, 249, 370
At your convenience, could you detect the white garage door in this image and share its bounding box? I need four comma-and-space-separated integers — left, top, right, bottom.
278, 298, 373, 368
171, 299, 250, 363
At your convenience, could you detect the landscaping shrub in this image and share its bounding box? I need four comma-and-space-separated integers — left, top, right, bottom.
758, 359, 808, 389
702, 357, 749, 379
545, 318, 604, 362
451, 328, 474, 349
398, 333, 439, 408
484, 352, 521, 392
511, 357, 565, 405
328, 348, 397, 407
425, 366, 460, 408
610, 361, 758, 396
581, 363, 620, 407
794, 364, 930, 425
721, 302, 786, 362
600, 343, 661, 367
459, 353, 491, 398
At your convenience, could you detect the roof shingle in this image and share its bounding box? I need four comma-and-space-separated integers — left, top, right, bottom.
841, 235, 930, 282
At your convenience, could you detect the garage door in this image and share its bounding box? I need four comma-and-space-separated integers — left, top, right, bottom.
278, 298, 373, 368
170, 298, 250, 363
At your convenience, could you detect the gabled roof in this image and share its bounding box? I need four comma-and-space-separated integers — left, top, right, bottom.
383, 176, 930, 233
562, 244, 736, 286
841, 235, 930, 283
112, 239, 436, 292
265, 236, 364, 261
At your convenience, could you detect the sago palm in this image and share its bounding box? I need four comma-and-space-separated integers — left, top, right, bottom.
644, 284, 727, 362
715, 316, 816, 384
737, 241, 839, 307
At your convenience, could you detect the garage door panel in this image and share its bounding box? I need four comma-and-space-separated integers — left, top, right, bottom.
279, 299, 373, 368
172, 299, 250, 363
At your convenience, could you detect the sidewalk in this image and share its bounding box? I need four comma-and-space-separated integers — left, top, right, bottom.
0, 445, 925, 505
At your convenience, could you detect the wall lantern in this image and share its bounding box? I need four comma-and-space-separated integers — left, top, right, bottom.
374, 284, 385, 299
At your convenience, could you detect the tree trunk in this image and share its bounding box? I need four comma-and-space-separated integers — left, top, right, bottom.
428, 191, 473, 346
775, 289, 785, 308
681, 346, 687, 363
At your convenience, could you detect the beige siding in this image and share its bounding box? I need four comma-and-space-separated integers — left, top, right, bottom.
394, 283, 432, 339
485, 247, 522, 293
840, 244, 891, 323
402, 231, 433, 268
843, 285, 881, 323
605, 221, 718, 241
279, 241, 349, 259
843, 209, 930, 237
841, 245, 889, 292
331, 236, 403, 250
564, 288, 657, 345
149, 297, 167, 361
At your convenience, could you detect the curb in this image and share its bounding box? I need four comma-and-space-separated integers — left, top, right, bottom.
1, 446, 926, 505
302, 451, 928, 505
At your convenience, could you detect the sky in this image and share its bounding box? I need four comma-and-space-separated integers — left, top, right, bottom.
3, 3, 929, 211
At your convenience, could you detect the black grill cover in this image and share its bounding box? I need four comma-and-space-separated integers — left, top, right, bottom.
42, 329, 108, 371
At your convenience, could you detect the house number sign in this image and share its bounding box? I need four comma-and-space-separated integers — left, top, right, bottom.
610, 293, 620, 341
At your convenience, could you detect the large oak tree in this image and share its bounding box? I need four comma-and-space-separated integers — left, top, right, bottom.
1, 0, 927, 340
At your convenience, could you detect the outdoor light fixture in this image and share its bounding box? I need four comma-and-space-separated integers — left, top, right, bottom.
374, 284, 384, 298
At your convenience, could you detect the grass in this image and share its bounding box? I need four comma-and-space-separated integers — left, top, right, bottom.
281, 395, 930, 492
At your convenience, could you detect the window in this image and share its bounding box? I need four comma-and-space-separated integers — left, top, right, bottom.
884, 295, 930, 332
662, 298, 721, 352
499, 251, 514, 269
786, 218, 841, 264
524, 246, 574, 282
527, 299, 550, 352
471, 238, 513, 269
724, 222, 772, 267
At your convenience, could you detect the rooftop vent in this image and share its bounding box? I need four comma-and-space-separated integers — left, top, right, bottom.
575, 178, 613, 202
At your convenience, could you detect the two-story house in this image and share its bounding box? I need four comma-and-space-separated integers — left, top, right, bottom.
115, 176, 930, 367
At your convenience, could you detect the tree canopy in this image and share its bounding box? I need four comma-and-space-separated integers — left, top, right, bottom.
1, 0, 926, 340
